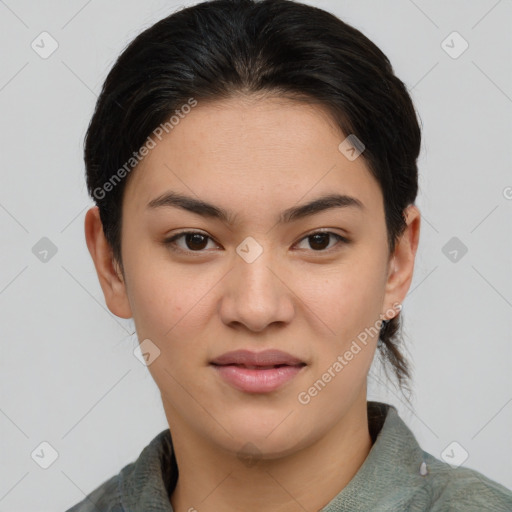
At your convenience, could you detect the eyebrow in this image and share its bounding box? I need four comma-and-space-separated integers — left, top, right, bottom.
146, 191, 364, 225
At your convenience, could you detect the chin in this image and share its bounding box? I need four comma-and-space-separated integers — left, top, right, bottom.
213, 414, 315, 458
224, 432, 303, 462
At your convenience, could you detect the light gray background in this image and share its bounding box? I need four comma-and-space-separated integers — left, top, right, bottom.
0, 1, 511, 510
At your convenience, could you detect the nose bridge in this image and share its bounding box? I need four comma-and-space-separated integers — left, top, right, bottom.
222, 238, 294, 330
235, 242, 279, 303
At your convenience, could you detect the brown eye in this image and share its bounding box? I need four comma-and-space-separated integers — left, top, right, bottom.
295, 231, 349, 252
183, 233, 209, 250
163, 230, 349, 255
308, 233, 331, 251
163, 231, 218, 253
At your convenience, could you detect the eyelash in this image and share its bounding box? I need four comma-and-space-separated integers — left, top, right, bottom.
162, 230, 350, 255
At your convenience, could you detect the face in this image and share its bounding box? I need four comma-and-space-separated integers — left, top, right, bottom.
87, 94, 419, 460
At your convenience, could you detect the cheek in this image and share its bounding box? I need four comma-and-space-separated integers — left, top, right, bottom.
127, 273, 179, 338
124, 255, 216, 352
305, 258, 387, 342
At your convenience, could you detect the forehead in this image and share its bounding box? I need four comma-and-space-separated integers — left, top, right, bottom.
123, 95, 383, 221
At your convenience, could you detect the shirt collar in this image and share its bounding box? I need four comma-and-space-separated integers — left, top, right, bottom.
321, 401, 430, 511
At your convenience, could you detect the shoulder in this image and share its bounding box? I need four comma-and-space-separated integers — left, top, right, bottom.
64, 468, 126, 512
420, 451, 512, 512
354, 403, 512, 512
64, 429, 173, 512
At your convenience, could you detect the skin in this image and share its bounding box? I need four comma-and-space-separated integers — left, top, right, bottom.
85, 94, 420, 512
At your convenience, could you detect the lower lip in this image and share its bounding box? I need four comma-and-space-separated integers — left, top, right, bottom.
211, 364, 305, 393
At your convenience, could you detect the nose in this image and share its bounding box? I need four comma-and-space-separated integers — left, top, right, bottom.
219, 247, 295, 333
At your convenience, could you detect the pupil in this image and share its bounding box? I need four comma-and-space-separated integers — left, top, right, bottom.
187, 233, 207, 250
310, 233, 329, 250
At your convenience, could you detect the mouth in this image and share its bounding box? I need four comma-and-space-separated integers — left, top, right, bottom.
210, 349, 306, 367
209, 350, 307, 393
211, 363, 305, 370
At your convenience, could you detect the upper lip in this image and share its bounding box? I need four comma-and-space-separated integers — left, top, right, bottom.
210, 349, 305, 367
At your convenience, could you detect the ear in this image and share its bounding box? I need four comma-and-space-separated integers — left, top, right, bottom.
84, 206, 133, 319
382, 205, 421, 320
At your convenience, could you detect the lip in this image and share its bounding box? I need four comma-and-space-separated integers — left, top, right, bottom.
210, 349, 306, 393
210, 349, 305, 367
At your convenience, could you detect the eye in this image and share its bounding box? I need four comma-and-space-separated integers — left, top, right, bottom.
163, 230, 349, 255
163, 231, 219, 253
294, 231, 349, 252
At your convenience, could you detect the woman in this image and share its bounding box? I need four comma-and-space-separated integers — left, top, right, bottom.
68, 0, 512, 510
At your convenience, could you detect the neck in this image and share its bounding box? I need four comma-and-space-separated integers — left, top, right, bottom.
167, 394, 373, 512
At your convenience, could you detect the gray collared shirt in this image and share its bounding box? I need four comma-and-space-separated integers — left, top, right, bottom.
66, 401, 512, 511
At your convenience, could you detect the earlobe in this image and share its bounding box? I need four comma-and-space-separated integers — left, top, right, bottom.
382, 205, 421, 318
84, 206, 133, 319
